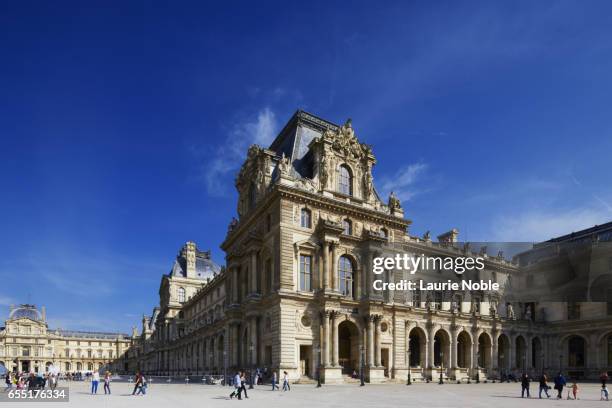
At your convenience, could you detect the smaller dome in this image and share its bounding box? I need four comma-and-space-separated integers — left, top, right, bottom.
9, 304, 43, 321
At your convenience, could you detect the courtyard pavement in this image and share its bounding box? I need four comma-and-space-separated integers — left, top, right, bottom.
6, 380, 611, 407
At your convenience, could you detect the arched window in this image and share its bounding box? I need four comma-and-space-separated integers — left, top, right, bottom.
338, 256, 354, 298
338, 165, 352, 195
343, 219, 352, 235
300, 208, 311, 228
380, 228, 388, 239
178, 287, 186, 303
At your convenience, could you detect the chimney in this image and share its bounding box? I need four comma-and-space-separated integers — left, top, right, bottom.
182, 241, 197, 278
41, 306, 46, 321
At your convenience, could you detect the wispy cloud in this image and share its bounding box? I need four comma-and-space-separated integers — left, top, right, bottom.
379, 162, 428, 201
491, 207, 610, 242
0, 295, 14, 306
202, 107, 278, 195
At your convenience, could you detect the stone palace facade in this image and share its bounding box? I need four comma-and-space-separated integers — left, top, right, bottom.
0, 304, 131, 374
123, 111, 612, 382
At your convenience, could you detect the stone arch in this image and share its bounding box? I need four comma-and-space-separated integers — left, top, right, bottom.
559, 334, 587, 368
515, 334, 527, 370
497, 333, 511, 372
457, 330, 472, 369
433, 327, 451, 368
477, 332, 492, 369
338, 319, 361, 374
407, 326, 427, 367
531, 336, 543, 370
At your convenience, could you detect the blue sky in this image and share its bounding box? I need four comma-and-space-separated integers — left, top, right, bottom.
1, 1, 611, 332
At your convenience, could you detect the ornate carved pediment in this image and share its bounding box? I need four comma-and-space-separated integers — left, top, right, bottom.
324, 119, 372, 160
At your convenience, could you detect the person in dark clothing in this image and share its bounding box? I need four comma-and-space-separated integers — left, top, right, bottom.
520, 373, 530, 398
538, 374, 550, 398
239, 371, 248, 399
553, 372, 566, 399
131, 372, 143, 395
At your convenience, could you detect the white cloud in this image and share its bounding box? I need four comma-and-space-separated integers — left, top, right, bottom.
204, 107, 278, 195
379, 162, 428, 201
0, 295, 14, 306
491, 208, 611, 242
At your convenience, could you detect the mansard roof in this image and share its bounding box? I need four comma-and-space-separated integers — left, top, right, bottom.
8, 304, 43, 322
169, 247, 221, 280
268, 110, 339, 179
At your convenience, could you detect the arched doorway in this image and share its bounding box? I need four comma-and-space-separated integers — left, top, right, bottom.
433, 329, 450, 368
457, 331, 472, 368
65, 362, 71, 372
478, 333, 492, 369
408, 327, 426, 367
532, 337, 542, 370
568, 336, 586, 368
515, 336, 527, 370
45, 362, 53, 372
338, 320, 360, 375
498, 334, 510, 374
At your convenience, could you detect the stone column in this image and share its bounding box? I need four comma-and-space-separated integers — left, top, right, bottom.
451, 329, 458, 368
509, 336, 515, 370
428, 325, 435, 369
375, 316, 382, 367
367, 316, 375, 367
322, 242, 329, 290
250, 251, 258, 294
321, 311, 330, 366
231, 266, 238, 303
250, 317, 258, 366
526, 335, 533, 370
332, 312, 339, 366
331, 243, 338, 291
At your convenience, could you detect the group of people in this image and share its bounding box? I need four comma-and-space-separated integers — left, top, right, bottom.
229, 370, 291, 399
519, 371, 611, 400
130, 371, 148, 396
3, 372, 59, 391
89, 371, 113, 395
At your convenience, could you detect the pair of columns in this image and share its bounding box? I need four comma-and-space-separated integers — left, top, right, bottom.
321, 241, 339, 291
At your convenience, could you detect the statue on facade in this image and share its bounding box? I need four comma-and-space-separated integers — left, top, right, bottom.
507, 303, 515, 320
363, 169, 373, 199
228, 217, 238, 232
423, 230, 431, 241
388, 191, 402, 211
278, 153, 290, 176
319, 153, 330, 189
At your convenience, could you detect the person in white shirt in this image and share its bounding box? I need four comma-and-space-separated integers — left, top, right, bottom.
91, 371, 100, 394
230, 372, 242, 400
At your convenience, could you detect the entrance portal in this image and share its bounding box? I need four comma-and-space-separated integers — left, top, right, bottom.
21, 360, 30, 373
381, 348, 390, 377
299, 345, 312, 378
338, 320, 360, 375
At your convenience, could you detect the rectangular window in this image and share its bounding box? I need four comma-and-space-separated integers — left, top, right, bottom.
568, 302, 580, 320
299, 255, 312, 292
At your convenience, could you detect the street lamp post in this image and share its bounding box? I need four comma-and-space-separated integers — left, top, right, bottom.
439, 352, 444, 385
406, 348, 411, 385
223, 351, 228, 387
360, 345, 365, 386
476, 350, 480, 384
559, 354, 563, 374
249, 344, 254, 389
315, 345, 321, 388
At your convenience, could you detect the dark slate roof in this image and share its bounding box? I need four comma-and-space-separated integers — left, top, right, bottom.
545, 221, 612, 243
55, 329, 129, 339
170, 249, 221, 280
269, 110, 339, 179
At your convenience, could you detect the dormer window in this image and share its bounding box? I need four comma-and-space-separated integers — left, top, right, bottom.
338, 165, 352, 196
380, 228, 388, 239
300, 208, 311, 228
343, 219, 352, 235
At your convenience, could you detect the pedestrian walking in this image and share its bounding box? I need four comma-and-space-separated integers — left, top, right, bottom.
570, 381, 579, 400
135, 376, 147, 396
90, 371, 99, 394
103, 372, 111, 394
520, 372, 530, 398
601, 384, 609, 401
240, 371, 248, 399
538, 373, 550, 399
131, 371, 143, 395
229, 372, 241, 400
282, 371, 290, 391
271, 371, 279, 391
553, 372, 566, 399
